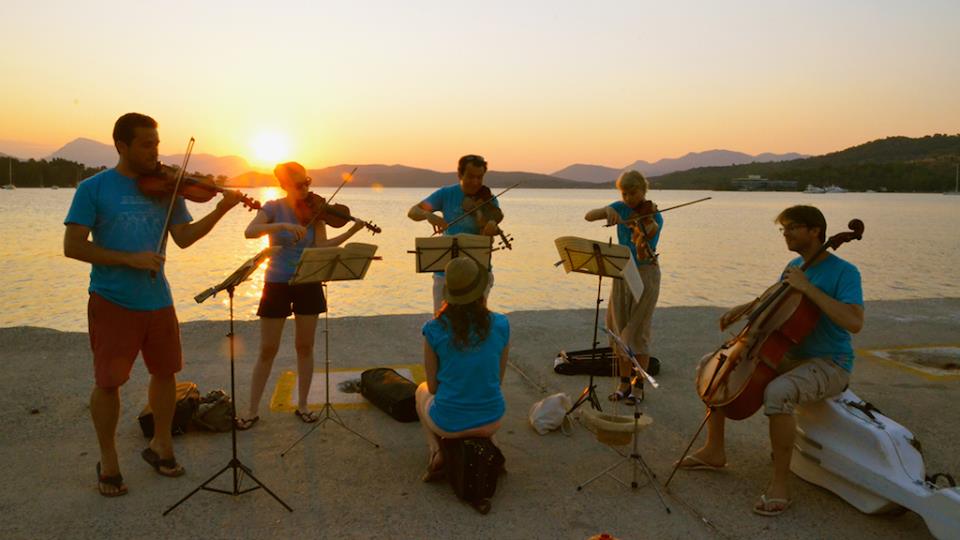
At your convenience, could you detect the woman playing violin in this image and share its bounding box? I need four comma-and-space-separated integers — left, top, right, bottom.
236, 161, 365, 429
584, 170, 663, 404
679, 205, 864, 517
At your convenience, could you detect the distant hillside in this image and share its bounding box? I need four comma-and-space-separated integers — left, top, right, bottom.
49, 138, 251, 177
552, 150, 806, 183
651, 134, 960, 192
225, 164, 603, 189
550, 163, 620, 183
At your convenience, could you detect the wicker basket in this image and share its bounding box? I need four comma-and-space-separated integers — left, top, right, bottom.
582, 408, 653, 446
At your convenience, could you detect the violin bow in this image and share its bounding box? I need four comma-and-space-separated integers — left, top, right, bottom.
152, 137, 195, 277
324, 166, 358, 206
431, 182, 520, 236
605, 196, 712, 227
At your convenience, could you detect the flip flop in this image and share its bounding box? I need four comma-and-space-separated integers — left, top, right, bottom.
675, 455, 726, 471
235, 416, 260, 431
295, 409, 320, 423
96, 462, 128, 497
141, 447, 185, 478
753, 494, 792, 516
422, 450, 444, 483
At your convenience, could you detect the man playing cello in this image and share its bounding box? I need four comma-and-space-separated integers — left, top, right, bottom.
679, 205, 863, 516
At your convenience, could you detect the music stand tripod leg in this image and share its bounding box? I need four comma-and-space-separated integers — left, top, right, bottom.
165, 285, 292, 515
566, 273, 605, 416
281, 283, 379, 457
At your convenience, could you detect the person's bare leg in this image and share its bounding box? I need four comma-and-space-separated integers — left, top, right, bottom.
245, 317, 285, 419
758, 413, 795, 510
686, 407, 727, 467
91, 385, 124, 493
415, 384, 442, 470
148, 373, 182, 475
293, 314, 319, 415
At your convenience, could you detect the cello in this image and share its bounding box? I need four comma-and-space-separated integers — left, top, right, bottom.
696, 218, 864, 419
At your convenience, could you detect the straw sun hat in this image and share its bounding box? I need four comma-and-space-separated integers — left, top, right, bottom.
443, 257, 488, 305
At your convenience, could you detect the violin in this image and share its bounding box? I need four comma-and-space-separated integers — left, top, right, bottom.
695, 219, 865, 420
627, 199, 659, 260
295, 192, 381, 234
461, 185, 513, 250
138, 164, 261, 211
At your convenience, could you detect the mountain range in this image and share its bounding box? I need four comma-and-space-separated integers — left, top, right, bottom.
224, 164, 599, 189
13, 137, 809, 188
46, 138, 251, 178
551, 150, 806, 183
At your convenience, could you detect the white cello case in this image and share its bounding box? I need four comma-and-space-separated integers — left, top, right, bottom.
792, 389, 960, 539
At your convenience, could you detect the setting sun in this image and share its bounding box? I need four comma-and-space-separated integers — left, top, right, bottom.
249, 132, 291, 166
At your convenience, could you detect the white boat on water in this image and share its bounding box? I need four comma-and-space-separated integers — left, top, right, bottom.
2, 159, 14, 189
824, 185, 848, 193
946, 164, 960, 196
804, 184, 826, 193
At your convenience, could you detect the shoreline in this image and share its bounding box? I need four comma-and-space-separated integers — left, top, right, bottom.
4, 296, 959, 335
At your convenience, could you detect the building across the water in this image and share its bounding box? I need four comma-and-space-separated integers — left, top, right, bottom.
732, 174, 798, 191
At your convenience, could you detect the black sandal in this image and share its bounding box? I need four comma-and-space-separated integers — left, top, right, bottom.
235, 416, 260, 431
608, 385, 634, 403
96, 462, 128, 497
141, 447, 185, 477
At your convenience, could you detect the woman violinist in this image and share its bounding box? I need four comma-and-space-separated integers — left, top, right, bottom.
679, 205, 864, 517
584, 170, 663, 404
235, 161, 365, 429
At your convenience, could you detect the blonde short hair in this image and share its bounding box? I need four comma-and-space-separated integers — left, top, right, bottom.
616, 170, 648, 194
273, 161, 306, 185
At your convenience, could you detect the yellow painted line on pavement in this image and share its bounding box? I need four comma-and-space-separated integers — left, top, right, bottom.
858, 344, 960, 381
270, 363, 426, 412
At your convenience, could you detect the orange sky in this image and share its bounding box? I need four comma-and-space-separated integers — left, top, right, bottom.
2, 1, 958, 173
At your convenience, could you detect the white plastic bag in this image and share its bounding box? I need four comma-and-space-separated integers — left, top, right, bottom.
528, 393, 573, 435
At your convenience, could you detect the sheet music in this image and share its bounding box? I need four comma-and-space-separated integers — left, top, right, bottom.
620, 257, 644, 302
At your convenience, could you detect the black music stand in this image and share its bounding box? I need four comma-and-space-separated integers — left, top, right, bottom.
164, 247, 292, 515
554, 236, 632, 416
410, 233, 493, 273
280, 243, 380, 456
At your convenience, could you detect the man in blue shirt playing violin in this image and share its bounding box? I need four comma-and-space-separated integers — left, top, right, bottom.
407, 154, 503, 312
64, 112, 243, 497
680, 205, 864, 517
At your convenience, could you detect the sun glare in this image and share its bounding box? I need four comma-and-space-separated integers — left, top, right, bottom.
250, 132, 291, 165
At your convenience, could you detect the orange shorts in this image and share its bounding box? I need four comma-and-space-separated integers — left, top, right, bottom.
87, 292, 183, 388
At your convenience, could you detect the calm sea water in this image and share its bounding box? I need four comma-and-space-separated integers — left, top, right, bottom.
1, 187, 957, 332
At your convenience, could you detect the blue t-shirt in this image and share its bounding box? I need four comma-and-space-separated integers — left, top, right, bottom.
423, 184, 501, 275
259, 199, 316, 283
783, 254, 863, 372
423, 312, 509, 432
609, 201, 663, 266
64, 168, 192, 310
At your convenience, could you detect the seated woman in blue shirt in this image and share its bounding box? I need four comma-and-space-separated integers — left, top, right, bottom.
415, 257, 510, 482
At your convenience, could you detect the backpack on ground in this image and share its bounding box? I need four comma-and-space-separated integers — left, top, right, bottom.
440, 437, 506, 514
137, 382, 200, 437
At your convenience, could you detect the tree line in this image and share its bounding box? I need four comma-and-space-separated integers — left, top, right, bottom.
0, 157, 226, 188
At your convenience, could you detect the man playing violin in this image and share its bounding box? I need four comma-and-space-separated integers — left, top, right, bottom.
680, 205, 864, 517
584, 170, 663, 404
63, 112, 244, 497
407, 154, 503, 313
236, 161, 365, 430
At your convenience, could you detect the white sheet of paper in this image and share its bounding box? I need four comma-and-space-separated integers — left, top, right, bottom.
621, 257, 644, 302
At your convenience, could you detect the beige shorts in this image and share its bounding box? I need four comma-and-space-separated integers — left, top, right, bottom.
763, 356, 850, 416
